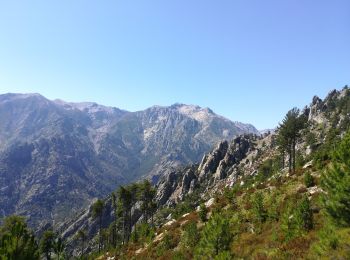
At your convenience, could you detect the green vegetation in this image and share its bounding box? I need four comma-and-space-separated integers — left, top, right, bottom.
182, 221, 200, 248
321, 131, 350, 227
39, 230, 54, 260
116, 180, 157, 245
198, 204, 207, 222
277, 108, 307, 173
195, 213, 233, 259
252, 192, 267, 224
53, 236, 65, 260
91, 199, 104, 253
304, 172, 315, 188
0, 216, 67, 260
0, 215, 39, 260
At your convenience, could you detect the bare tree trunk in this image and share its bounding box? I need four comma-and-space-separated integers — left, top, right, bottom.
123, 212, 126, 244
98, 216, 102, 253
289, 144, 292, 173
293, 138, 296, 174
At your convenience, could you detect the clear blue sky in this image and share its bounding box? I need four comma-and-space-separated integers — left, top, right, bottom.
0, 1, 349, 129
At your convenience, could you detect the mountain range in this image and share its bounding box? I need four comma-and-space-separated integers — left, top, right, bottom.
0, 93, 258, 229
59, 86, 350, 258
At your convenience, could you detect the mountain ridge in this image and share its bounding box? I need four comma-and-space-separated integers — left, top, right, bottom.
0, 92, 259, 230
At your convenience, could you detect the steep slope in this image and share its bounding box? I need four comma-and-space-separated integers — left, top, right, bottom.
0, 93, 258, 229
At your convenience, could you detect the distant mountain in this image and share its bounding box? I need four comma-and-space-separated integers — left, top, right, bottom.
259, 128, 276, 135
0, 93, 258, 229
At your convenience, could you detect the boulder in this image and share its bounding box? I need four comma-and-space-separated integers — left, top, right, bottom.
205, 198, 215, 208
303, 161, 313, 169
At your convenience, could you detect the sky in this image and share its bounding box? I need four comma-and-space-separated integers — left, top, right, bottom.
0, 1, 349, 129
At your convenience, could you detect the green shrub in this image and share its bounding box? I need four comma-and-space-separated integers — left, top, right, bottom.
214, 250, 232, 260
252, 192, 267, 224
130, 223, 155, 244
195, 214, 233, 258
182, 221, 200, 248
295, 196, 313, 231
304, 172, 315, 188
199, 204, 208, 222
281, 196, 313, 241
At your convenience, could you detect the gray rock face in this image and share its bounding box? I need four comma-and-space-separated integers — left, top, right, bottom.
306, 87, 350, 124
155, 134, 258, 206
0, 93, 259, 229
198, 141, 228, 181
214, 136, 254, 180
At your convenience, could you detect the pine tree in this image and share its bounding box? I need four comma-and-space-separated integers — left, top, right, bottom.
277, 108, 307, 173
92, 199, 104, 253
196, 214, 232, 258
40, 230, 55, 260
295, 196, 313, 231
129, 183, 139, 235
199, 204, 208, 222
139, 180, 157, 224
276, 131, 289, 169
281, 197, 313, 241
117, 186, 132, 243
0, 215, 39, 260
182, 221, 200, 248
252, 192, 267, 224
321, 131, 350, 227
53, 236, 65, 260
111, 192, 118, 247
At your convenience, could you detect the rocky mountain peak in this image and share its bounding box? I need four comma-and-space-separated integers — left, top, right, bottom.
0, 93, 258, 229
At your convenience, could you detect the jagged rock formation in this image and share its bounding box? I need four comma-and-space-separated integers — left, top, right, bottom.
0, 93, 259, 229
155, 134, 259, 206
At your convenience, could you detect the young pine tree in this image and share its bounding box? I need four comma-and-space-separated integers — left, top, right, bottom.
39, 230, 55, 260
199, 204, 208, 222
53, 236, 65, 260
252, 192, 267, 224
321, 131, 350, 227
196, 213, 233, 258
304, 172, 315, 188
182, 221, 200, 248
295, 196, 313, 231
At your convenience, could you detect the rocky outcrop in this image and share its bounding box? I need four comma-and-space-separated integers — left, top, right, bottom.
214, 136, 254, 180
306, 87, 349, 124
198, 141, 228, 181
155, 134, 259, 206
